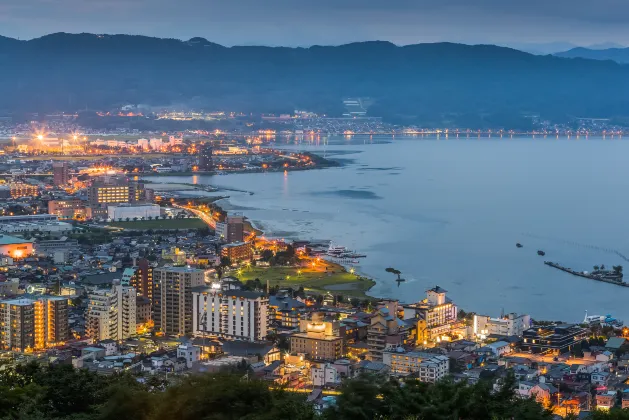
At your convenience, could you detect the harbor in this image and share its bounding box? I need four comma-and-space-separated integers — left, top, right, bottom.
544, 261, 628, 287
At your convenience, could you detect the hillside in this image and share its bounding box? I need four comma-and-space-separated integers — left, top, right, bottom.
1, 33, 629, 125
555, 46, 629, 64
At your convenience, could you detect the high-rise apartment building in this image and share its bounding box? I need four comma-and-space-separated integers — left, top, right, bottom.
131, 258, 153, 300
86, 284, 137, 341
0, 296, 69, 352
52, 162, 70, 186
215, 215, 245, 243
192, 286, 269, 342
153, 267, 205, 336
198, 143, 213, 171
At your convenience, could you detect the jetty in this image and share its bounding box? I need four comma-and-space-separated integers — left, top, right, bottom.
544, 261, 629, 287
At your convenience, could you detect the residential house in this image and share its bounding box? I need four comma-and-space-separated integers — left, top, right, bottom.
531, 382, 559, 406
596, 391, 617, 410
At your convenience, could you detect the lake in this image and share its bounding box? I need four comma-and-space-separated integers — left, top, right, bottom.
150, 134, 629, 323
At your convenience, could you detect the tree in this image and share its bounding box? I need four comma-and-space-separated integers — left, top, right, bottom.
220, 256, 232, 268
594, 265, 600, 271
260, 249, 274, 262
125, 217, 130, 222
613, 265, 623, 274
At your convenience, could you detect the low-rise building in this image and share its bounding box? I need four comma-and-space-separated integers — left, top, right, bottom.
0, 234, 33, 259
521, 324, 588, 355
473, 313, 531, 339
311, 363, 341, 387
383, 349, 449, 382
107, 204, 160, 221
221, 242, 253, 262
177, 344, 201, 368
596, 391, 617, 411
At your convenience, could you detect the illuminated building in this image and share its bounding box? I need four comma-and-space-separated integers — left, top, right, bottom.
290, 312, 343, 361
149, 138, 163, 150
198, 143, 213, 171
192, 286, 269, 342
52, 162, 70, 186
473, 313, 531, 339
48, 199, 89, 220
404, 286, 458, 343
88, 176, 148, 217
521, 324, 588, 355
136, 296, 152, 324
0, 296, 68, 352
366, 301, 410, 362
153, 267, 205, 336
86, 284, 137, 341
0, 234, 33, 259
137, 138, 149, 151
383, 350, 449, 382
215, 215, 244, 243
9, 183, 39, 198
131, 258, 154, 300
221, 241, 253, 262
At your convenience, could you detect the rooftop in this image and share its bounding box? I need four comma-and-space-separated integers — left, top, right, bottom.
0, 234, 32, 245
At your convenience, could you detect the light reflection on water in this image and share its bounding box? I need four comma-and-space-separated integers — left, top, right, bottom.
148, 135, 629, 322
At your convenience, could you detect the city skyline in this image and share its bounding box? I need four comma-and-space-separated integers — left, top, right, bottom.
2, 0, 629, 53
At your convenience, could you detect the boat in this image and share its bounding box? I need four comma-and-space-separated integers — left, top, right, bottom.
328, 244, 347, 254
516, 243, 523, 248
537, 250, 546, 256
584, 311, 624, 328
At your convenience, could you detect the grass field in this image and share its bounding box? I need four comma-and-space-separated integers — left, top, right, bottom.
237, 261, 375, 298
106, 218, 208, 230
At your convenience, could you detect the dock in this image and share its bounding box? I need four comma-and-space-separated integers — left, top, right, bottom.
544, 261, 629, 287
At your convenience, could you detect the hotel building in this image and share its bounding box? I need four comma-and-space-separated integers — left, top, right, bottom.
290, 313, 344, 361
192, 286, 268, 342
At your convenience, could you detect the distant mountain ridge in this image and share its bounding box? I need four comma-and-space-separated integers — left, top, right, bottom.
555, 47, 629, 64
1, 32, 629, 126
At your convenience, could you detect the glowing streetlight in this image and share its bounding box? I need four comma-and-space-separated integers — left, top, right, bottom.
297, 270, 302, 276
37, 134, 43, 140
350, 268, 355, 275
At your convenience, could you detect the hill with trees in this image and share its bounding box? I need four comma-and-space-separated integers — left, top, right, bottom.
1, 33, 629, 126
2, 361, 629, 419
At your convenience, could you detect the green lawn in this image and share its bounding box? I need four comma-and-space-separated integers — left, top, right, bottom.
237, 263, 375, 298
106, 218, 208, 230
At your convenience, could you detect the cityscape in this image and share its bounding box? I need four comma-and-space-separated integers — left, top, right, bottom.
3, 2, 629, 418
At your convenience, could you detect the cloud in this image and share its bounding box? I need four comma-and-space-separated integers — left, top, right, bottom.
2, 0, 629, 46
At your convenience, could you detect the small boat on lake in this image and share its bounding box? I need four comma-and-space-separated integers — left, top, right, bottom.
537, 250, 546, 256
516, 243, 523, 248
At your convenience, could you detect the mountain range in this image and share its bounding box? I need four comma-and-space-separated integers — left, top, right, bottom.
1, 33, 629, 127
555, 47, 629, 64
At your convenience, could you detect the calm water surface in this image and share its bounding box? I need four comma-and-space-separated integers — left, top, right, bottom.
152, 135, 629, 323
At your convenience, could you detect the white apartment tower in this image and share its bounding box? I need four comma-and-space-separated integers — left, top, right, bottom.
86, 284, 137, 341
192, 287, 268, 342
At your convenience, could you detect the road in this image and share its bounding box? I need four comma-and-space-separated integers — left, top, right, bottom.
174, 204, 216, 229
508, 352, 598, 366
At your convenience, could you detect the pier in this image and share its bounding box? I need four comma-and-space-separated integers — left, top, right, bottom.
544, 261, 628, 287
